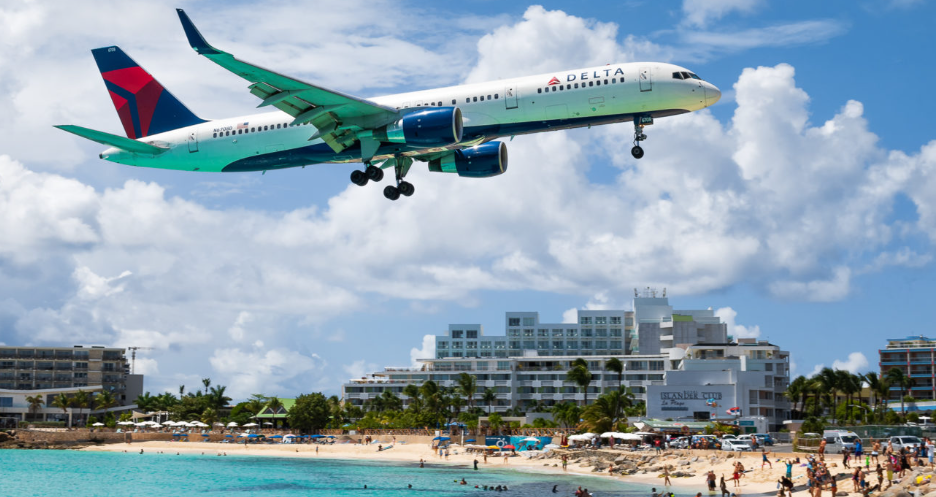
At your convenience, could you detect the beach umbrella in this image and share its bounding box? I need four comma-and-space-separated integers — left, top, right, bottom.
214, 422, 225, 426
227, 422, 239, 427
465, 439, 476, 442
284, 434, 296, 438
487, 445, 499, 450
201, 434, 210, 437
117, 421, 134, 425
503, 445, 515, 450
544, 444, 560, 449
270, 435, 282, 439
243, 423, 259, 427
92, 422, 105, 427
151, 424, 162, 428
326, 435, 335, 439
225, 435, 234, 438
263, 422, 273, 426
432, 436, 450, 441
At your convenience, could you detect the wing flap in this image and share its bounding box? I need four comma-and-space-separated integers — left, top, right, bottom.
55, 125, 169, 155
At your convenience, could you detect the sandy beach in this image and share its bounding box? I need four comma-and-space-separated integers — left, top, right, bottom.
81, 441, 865, 496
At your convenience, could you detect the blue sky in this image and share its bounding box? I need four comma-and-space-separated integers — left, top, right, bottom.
1, 0, 935, 399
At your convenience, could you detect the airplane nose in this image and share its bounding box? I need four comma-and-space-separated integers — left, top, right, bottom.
705, 83, 721, 106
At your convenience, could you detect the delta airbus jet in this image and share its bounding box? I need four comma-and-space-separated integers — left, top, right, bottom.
57, 9, 720, 201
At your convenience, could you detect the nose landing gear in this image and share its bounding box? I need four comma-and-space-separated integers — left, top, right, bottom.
631, 116, 650, 159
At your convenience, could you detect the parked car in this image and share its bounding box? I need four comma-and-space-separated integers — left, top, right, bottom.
722, 439, 752, 452
890, 436, 923, 451
671, 436, 690, 449
822, 430, 861, 454
752, 433, 775, 446
722, 434, 738, 441
691, 435, 721, 450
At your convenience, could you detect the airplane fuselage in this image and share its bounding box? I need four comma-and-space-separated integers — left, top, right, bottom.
100, 62, 720, 172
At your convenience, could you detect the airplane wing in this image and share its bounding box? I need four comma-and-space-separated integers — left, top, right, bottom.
176, 9, 397, 153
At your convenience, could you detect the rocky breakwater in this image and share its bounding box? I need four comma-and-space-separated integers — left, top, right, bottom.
877, 467, 936, 497
530, 448, 716, 478
0, 430, 92, 450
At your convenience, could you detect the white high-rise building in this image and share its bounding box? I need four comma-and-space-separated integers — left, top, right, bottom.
341, 294, 791, 429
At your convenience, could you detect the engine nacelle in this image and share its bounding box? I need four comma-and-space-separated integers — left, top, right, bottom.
374, 107, 463, 147
428, 141, 508, 178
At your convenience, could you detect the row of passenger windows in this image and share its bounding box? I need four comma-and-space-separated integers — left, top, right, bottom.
399, 94, 501, 110
537, 77, 621, 94
672, 71, 701, 80
212, 121, 312, 138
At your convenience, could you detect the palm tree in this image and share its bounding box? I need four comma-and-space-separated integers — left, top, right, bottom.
25, 394, 44, 419
96, 390, 117, 412
582, 387, 633, 433
403, 384, 422, 414
201, 407, 217, 427
862, 372, 882, 422
567, 358, 593, 407
179, 385, 185, 397
456, 373, 478, 411
245, 394, 268, 416
784, 376, 806, 418
482, 388, 497, 414
208, 385, 231, 411
488, 413, 504, 434
135, 392, 157, 412
604, 358, 624, 392
840, 372, 861, 424
816, 368, 840, 424
202, 378, 211, 395
552, 402, 582, 429
51, 393, 70, 427
886, 368, 912, 418
70, 390, 90, 426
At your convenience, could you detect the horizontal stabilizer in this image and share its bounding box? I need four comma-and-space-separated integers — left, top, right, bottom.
55, 125, 168, 155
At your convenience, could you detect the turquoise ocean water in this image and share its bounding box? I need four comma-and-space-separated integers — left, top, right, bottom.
0, 449, 655, 496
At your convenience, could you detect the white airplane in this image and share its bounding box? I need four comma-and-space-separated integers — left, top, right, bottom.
57, 9, 720, 201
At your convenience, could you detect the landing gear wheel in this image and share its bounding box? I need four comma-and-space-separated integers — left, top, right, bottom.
366, 165, 384, 182
631, 145, 644, 159
350, 169, 368, 186
383, 185, 400, 201
398, 181, 415, 197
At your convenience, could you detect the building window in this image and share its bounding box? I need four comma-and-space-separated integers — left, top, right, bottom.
467, 330, 478, 339
480, 341, 491, 349
566, 329, 578, 337
611, 317, 622, 325
509, 341, 521, 349
567, 341, 578, 350
497, 361, 511, 371
610, 340, 622, 349
466, 342, 477, 349
595, 341, 607, 349
437, 341, 448, 349
595, 317, 607, 325
625, 317, 634, 326
596, 329, 608, 337
649, 361, 664, 371
508, 318, 520, 326
581, 341, 592, 349
523, 341, 535, 349
749, 390, 759, 405
523, 329, 534, 337
507, 329, 520, 337
552, 329, 564, 337
580, 317, 592, 325
452, 330, 464, 339
537, 329, 548, 337
538, 341, 549, 349
552, 341, 564, 349
451, 342, 462, 349
581, 328, 593, 337
494, 342, 506, 349
522, 317, 535, 326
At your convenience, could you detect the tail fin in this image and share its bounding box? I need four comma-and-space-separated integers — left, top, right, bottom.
91, 46, 205, 139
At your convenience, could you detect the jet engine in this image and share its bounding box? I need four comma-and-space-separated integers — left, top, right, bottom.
374, 107, 463, 147
428, 141, 508, 178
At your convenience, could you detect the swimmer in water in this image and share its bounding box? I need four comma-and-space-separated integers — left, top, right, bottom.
553, 484, 559, 493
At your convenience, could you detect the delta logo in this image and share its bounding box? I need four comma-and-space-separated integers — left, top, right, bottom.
547, 77, 560, 86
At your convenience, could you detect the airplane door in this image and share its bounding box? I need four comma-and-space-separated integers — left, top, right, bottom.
505, 85, 518, 109
188, 131, 199, 153
639, 67, 652, 92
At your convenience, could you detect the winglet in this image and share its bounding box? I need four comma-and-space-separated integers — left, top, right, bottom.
176, 9, 221, 55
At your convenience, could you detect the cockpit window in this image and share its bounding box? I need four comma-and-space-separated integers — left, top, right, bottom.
672, 72, 684, 80
688, 72, 701, 80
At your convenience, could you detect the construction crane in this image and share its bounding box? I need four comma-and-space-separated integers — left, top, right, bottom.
127, 346, 153, 374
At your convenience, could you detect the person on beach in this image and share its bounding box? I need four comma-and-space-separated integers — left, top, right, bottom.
419, 458, 425, 468
664, 465, 672, 486
818, 439, 826, 457
780, 476, 794, 497
829, 472, 837, 497
719, 475, 730, 497
474, 458, 479, 471
852, 467, 862, 492
872, 441, 881, 464
651, 487, 659, 497
707, 470, 717, 492
842, 446, 850, 469
503, 452, 508, 465
562, 455, 568, 472
785, 459, 793, 479
484, 452, 488, 464
762, 449, 772, 469
884, 458, 894, 488
732, 463, 742, 488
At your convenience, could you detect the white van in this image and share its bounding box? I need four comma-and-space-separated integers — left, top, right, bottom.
822, 430, 861, 454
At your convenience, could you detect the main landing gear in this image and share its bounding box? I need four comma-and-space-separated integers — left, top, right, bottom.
349, 156, 414, 201
350, 164, 383, 186
631, 118, 648, 159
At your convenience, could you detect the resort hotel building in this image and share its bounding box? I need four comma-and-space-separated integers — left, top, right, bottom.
342, 294, 793, 431
879, 336, 936, 402
0, 345, 144, 426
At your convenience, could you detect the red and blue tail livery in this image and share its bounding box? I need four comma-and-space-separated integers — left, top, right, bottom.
91, 46, 204, 139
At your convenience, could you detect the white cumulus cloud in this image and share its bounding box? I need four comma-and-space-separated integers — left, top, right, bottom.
714, 307, 761, 339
